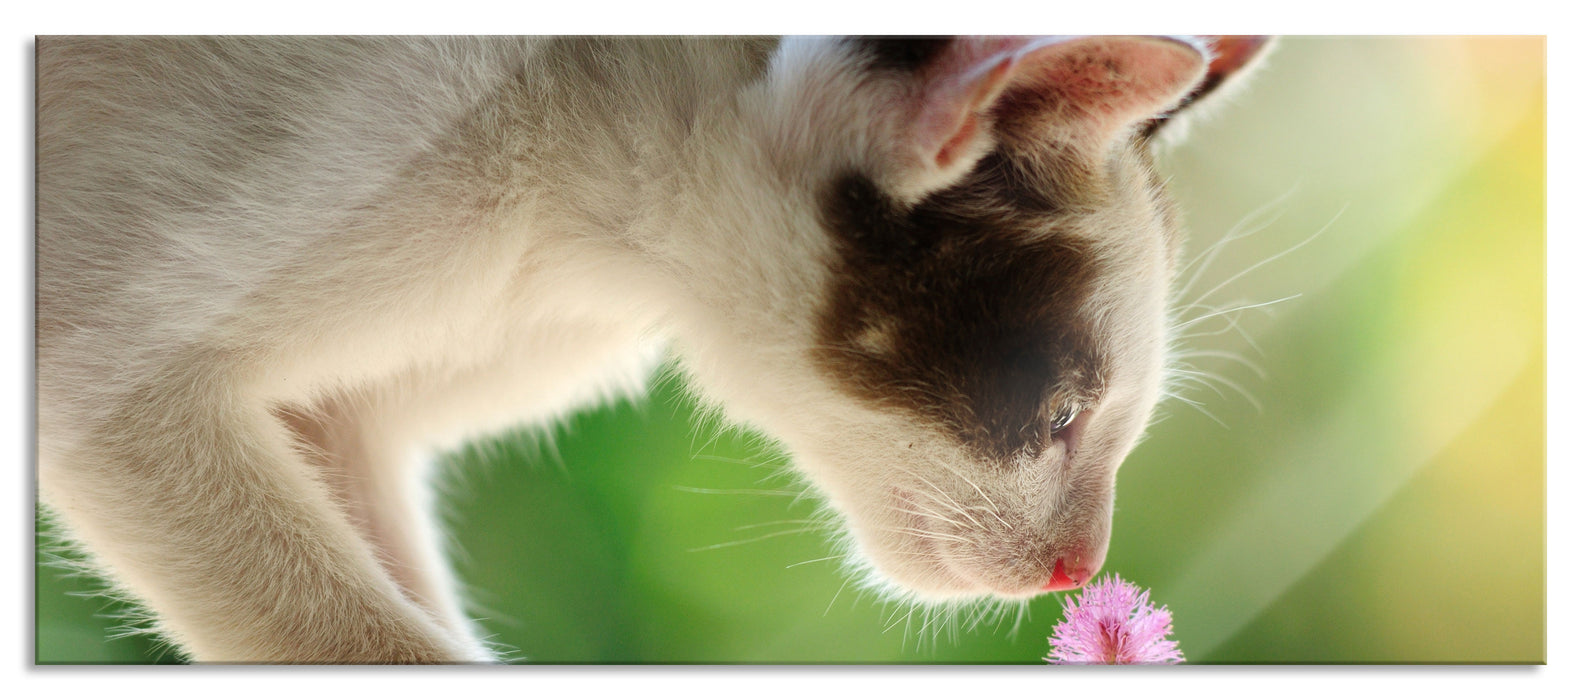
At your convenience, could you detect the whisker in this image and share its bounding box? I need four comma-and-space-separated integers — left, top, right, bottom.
882, 606, 912, 634
1173, 311, 1266, 356
893, 465, 987, 530
1172, 348, 1268, 379
686, 527, 821, 552
1007, 599, 1030, 639
1172, 372, 1228, 403
785, 554, 845, 569
684, 454, 775, 467
967, 504, 1012, 531
1162, 390, 1228, 428
923, 455, 1010, 525
1180, 206, 1342, 314
731, 519, 824, 531
1172, 293, 1303, 332
671, 486, 800, 497
1175, 368, 1264, 414
824, 577, 851, 617
888, 526, 974, 545
893, 505, 966, 528
912, 490, 987, 531
1161, 388, 1205, 406
1175, 185, 1299, 302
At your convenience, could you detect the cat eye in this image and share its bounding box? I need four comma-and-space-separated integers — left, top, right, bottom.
1050, 405, 1079, 436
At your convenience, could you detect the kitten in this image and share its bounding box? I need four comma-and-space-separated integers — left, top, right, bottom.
35, 35, 1270, 663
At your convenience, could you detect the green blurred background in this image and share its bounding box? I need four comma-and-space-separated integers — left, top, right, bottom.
35, 36, 1545, 664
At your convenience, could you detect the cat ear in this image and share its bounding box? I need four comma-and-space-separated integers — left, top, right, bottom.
1142, 35, 1276, 144
989, 35, 1214, 149
1200, 35, 1275, 97
858, 36, 1213, 197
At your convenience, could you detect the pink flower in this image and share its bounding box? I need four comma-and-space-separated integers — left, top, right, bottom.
1045, 574, 1185, 665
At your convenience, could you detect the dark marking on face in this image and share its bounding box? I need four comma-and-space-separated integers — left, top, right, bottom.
814, 152, 1112, 460
969, 147, 1100, 216
843, 37, 952, 74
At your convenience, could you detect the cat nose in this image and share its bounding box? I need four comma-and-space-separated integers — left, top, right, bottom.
1042, 558, 1094, 591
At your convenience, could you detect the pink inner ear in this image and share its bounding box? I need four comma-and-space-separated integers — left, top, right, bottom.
927, 54, 1015, 169
935, 111, 980, 168
1205, 36, 1271, 80
993, 36, 1209, 141
913, 38, 1070, 173
910, 36, 1209, 173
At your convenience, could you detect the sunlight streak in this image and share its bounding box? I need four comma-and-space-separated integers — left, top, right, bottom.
1165, 346, 1535, 657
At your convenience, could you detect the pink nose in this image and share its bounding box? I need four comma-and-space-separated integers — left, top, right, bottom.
1042, 559, 1093, 591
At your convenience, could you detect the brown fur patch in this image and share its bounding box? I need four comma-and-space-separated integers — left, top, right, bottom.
814, 152, 1112, 460
843, 37, 952, 73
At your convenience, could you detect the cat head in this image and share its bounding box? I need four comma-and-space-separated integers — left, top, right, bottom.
675, 36, 1271, 602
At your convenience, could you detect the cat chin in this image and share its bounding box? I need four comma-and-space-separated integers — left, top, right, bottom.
837, 504, 1076, 603
776, 431, 1099, 602
840, 546, 1053, 604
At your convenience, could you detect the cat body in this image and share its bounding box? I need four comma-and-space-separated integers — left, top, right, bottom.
36, 36, 1267, 662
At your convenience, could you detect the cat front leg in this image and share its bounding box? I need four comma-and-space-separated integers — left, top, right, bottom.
266, 321, 664, 662
38, 355, 492, 664
275, 394, 492, 659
